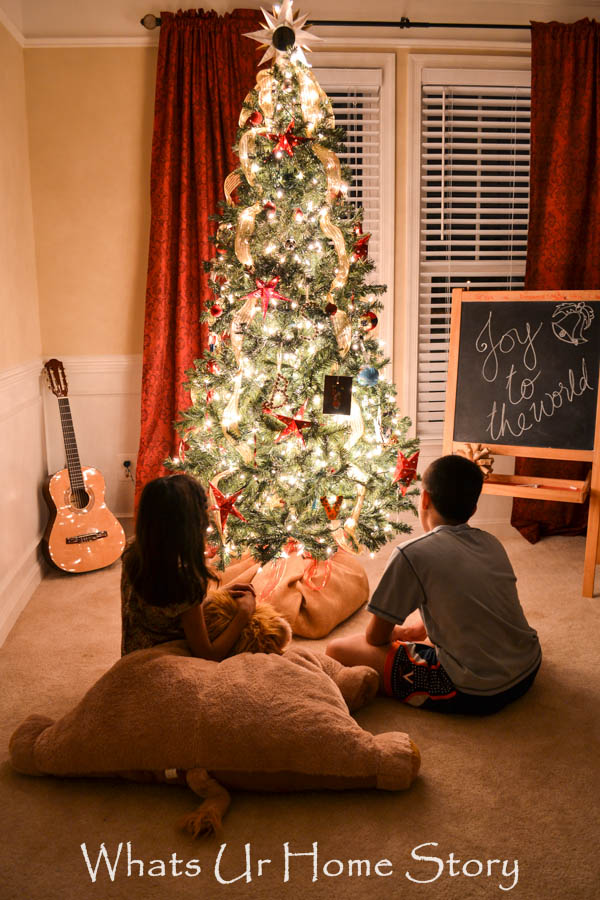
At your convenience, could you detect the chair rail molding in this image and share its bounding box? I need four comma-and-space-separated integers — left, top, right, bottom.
0, 358, 47, 646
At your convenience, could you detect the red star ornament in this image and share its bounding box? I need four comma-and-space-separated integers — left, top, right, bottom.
393, 450, 419, 495
268, 119, 308, 157
265, 403, 313, 447
209, 483, 247, 532
238, 277, 292, 319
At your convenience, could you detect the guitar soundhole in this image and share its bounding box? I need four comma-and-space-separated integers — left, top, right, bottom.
70, 488, 90, 510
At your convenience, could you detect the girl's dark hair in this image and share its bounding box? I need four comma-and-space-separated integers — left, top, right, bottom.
123, 474, 214, 608
422, 455, 484, 524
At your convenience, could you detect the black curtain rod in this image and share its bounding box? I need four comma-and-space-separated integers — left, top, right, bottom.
140, 14, 531, 31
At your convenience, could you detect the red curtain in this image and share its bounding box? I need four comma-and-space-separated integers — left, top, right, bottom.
511, 19, 600, 543
135, 9, 261, 511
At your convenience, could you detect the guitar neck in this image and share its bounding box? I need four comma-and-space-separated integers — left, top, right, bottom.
57, 397, 86, 496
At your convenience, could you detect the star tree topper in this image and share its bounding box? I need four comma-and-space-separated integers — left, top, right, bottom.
245, 0, 323, 67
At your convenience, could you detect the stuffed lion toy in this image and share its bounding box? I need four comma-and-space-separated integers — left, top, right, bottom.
202, 589, 292, 656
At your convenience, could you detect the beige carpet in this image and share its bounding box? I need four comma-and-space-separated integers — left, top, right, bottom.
1, 523, 599, 900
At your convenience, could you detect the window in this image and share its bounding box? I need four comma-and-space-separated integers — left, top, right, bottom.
406, 60, 531, 441
314, 56, 395, 358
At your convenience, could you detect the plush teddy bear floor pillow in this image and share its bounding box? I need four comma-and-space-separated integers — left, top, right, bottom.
9, 643, 420, 837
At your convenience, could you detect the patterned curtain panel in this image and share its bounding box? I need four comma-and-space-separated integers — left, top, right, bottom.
135, 9, 261, 511
512, 18, 600, 543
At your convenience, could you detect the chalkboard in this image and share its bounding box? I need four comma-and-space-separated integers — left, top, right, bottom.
443, 289, 600, 598
452, 297, 600, 452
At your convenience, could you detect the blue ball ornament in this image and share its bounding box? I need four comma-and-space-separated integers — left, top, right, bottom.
357, 366, 380, 387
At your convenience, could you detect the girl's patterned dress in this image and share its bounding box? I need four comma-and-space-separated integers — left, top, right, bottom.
120, 567, 202, 656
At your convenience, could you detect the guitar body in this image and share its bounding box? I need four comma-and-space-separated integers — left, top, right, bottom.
43, 466, 126, 574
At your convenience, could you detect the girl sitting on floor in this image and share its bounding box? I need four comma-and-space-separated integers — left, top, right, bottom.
121, 473, 255, 660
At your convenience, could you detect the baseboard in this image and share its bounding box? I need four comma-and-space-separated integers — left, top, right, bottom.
0, 540, 45, 647
471, 520, 517, 540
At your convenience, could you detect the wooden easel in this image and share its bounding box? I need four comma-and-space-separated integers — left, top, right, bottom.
443, 289, 600, 598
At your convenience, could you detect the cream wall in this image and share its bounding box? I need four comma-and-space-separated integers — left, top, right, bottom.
19, 0, 596, 41
25, 47, 154, 356
0, 20, 46, 643
22, 43, 395, 361
0, 2, 593, 643
0, 21, 40, 368
19, 36, 528, 530
21, 40, 530, 377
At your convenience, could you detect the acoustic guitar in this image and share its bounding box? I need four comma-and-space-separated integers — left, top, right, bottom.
42, 359, 126, 573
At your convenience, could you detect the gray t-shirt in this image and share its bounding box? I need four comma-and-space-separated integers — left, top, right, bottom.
367, 524, 541, 695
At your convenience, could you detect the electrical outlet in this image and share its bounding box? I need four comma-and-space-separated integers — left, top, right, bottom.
116, 454, 136, 483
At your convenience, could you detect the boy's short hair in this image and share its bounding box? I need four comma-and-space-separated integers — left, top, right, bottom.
422, 455, 484, 524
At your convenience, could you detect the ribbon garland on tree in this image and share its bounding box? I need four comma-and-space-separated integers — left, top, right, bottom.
331, 483, 367, 554
225, 63, 353, 305
234, 202, 262, 266
231, 295, 260, 364
312, 143, 344, 203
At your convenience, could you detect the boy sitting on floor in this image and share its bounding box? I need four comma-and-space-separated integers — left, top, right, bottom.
326, 455, 541, 715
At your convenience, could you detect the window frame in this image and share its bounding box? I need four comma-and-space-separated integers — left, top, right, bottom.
312, 52, 396, 370
403, 53, 531, 447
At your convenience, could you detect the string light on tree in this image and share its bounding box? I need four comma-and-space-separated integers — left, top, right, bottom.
173, 0, 419, 566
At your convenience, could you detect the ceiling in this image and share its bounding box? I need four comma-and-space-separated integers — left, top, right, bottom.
1, 0, 598, 41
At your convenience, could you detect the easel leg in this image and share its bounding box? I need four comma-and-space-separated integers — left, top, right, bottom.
583, 490, 600, 598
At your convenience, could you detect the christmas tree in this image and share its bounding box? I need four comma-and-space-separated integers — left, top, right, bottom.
172, 1, 419, 567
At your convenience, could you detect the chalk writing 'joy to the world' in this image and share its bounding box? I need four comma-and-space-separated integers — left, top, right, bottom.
474, 311, 593, 441
487, 358, 591, 440
475, 311, 543, 383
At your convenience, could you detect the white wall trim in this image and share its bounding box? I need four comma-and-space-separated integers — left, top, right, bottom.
42, 353, 143, 396
21, 33, 532, 52
312, 51, 396, 371
317, 34, 530, 52
401, 53, 532, 437
0, 358, 43, 421
24, 35, 157, 48
0, 5, 25, 47
0, 541, 45, 647
0, 359, 46, 647
378, 53, 396, 369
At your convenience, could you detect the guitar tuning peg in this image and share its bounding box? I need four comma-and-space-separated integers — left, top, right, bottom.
43, 359, 68, 397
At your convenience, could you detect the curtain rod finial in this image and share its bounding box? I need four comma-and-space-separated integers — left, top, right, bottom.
141, 14, 161, 30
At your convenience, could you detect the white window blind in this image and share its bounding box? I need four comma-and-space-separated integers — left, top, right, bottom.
314, 67, 384, 280
417, 77, 531, 439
